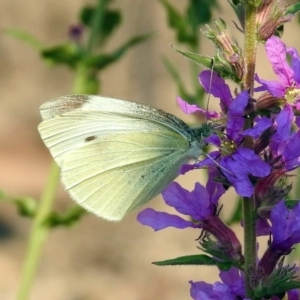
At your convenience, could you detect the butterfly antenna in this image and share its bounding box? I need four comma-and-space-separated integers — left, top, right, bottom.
206, 58, 215, 115
204, 152, 234, 175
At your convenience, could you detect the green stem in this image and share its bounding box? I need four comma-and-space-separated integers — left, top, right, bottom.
243, 4, 257, 93
17, 1, 105, 296
86, 0, 109, 54
243, 3, 258, 298
242, 196, 257, 295
17, 162, 60, 300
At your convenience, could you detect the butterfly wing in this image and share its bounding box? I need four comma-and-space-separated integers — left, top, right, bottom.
38, 95, 192, 220
39, 95, 192, 165
60, 132, 188, 220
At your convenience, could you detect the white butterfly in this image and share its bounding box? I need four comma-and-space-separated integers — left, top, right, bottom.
38, 95, 214, 221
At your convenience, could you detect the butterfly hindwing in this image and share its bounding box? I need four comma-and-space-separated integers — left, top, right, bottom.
60, 131, 188, 220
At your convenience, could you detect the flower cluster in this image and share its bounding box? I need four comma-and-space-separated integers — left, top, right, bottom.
138, 20, 300, 300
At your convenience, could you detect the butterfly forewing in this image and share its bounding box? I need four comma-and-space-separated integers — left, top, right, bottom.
40, 95, 192, 137
39, 96, 193, 166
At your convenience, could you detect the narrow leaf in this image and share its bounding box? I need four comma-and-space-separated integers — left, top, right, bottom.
162, 57, 197, 103
5, 28, 44, 50
86, 33, 152, 70
80, 6, 122, 46
285, 3, 300, 16
159, 0, 195, 46
41, 43, 83, 68
44, 205, 86, 227
153, 254, 218, 266
14, 196, 37, 218
172, 45, 213, 68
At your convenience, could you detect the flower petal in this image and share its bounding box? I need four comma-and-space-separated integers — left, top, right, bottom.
177, 97, 218, 119
242, 117, 273, 139
137, 208, 194, 231
199, 70, 232, 111
162, 182, 212, 220
266, 36, 294, 87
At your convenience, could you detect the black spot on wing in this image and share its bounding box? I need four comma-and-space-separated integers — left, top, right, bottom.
85, 136, 97, 143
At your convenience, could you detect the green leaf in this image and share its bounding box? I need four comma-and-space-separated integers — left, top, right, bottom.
153, 254, 216, 266
41, 43, 83, 68
5, 28, 44, 50
44, 205, 86, 227
227, 0, 245, 29
80, 5, 122, 46
255, 280, 300, 299
13, 196, 37, 218
172, 45, 241, 83
159, 0, 195, 46
172, 45, 212, 68
162, 57, 198, 104
285, 3, 300, 15
86, 33, 151, 70
188, 0, 217, 27
276, 280, 300, 293
284, 200, 300, 209
0, 191, 37, 218
153, 254, 233, 270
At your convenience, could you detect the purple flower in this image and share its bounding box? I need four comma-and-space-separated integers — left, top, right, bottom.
242, 117, 273, 139
199, 70, 232, 113
269, 106, 300, 171
271, 200, 300, 252
138, 181, 242, 258
190, 267, 245, 299
258, 200, 300, 279
272, 105, 293, 146
177, 96, 219, 119
286, 289, 300, 300
220, 147, 271, 197
226, 90, 249, 142
258, 36, 300, 107
137, 181, 219, 231
68, 24, 84, 43
179, 88, 271, 197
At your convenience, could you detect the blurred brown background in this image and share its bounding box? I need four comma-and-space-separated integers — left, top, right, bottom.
0, 1, 300, 299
